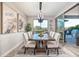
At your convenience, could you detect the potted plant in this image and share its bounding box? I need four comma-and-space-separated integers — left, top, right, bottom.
25, 23, 32, 32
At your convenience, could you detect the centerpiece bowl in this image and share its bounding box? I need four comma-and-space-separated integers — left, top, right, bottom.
38, 31, 44, 37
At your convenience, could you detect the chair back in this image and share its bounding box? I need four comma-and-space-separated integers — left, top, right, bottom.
23, 33, 29, 42
51, 32, 55, 38
53, 33, 61, 46
27, 31, 32, 39
49, 31, 55, 39
49, 31, 52, 36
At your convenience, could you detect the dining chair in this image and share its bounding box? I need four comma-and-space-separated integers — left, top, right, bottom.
23, 33, 36, 55
49, 31, 53, 37
49, 31, 55, 39
47, 33, 61, 55
27, 31, 32, 39
51, 32, 55, 39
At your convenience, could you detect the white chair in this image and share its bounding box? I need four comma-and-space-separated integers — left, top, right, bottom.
51, 32, 55, 39
27, 31, 32, 39
23, 33, 36, 54
49, 31, 53, 37
47, 33, 61, 55
49, 31, 55, 39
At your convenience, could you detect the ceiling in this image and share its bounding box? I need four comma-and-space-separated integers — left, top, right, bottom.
5, 2, 77, 17
65, 5, 79, 15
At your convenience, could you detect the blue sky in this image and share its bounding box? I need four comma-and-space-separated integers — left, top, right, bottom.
65, 19, 79, 28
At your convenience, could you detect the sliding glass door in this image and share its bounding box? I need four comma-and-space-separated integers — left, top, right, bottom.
56, 14, 64, 43
64, 5, 79, 45
64, 18, 79, 44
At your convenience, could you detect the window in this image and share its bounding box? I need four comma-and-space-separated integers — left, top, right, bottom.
65, 19, 79, 28
33, 20, 48, 31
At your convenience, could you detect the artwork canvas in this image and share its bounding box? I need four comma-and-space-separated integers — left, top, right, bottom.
3, 4, 17, 33
18, 15, 26, 32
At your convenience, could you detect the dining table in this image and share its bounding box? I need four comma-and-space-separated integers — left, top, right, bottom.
29, 32, 55, 52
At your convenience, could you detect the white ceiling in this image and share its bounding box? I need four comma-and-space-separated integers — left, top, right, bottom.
65, 5, 79, 15
5, 2, 76, 17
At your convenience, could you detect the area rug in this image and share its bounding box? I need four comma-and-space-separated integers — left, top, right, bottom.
15, 47, 74, 57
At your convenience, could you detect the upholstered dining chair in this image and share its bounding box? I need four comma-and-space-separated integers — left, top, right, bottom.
27, 31, 32, 39
49, 31, 53, 37
49, 31, 55, 39
47, 33, 61, 55
51, 32, 55, 39
23, 33, 36, 55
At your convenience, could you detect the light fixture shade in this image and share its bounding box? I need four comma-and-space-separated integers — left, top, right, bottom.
38, 2, 44, 23
38, 11, 44, 23
38, 17, 43, 23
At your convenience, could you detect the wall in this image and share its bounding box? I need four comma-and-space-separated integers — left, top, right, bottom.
27, 16, 56, 32
1, 3, 28, 33
0, 3, 1, 33
0, 32, 24, 56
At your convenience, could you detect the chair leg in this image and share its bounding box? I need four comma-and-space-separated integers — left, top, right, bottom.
47, 49, 49, 55
56, 48, 59, 55
34, 49, 36, 55
24, 47, 27, 54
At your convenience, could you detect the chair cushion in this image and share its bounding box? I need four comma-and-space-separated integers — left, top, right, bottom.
25, 41, 35, 48
47, 41, 56, 44
47, 43, 58, 48
47, 41, 58, 48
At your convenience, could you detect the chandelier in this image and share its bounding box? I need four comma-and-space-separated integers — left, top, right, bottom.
38, 2, 44, 23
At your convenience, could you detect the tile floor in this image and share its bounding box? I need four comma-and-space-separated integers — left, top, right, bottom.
15, 46, 77, 57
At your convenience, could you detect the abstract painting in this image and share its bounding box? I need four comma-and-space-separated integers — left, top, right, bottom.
3, 4, 17, 33
18, 15, 26, 32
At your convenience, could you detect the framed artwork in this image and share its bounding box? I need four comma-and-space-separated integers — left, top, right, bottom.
3, 4, 17, 34
18, 14, 26, 32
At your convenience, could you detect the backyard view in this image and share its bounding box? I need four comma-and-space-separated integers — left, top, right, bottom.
33, 20, 48, 32
64, 19, 79, 44
65, 19, 79, 30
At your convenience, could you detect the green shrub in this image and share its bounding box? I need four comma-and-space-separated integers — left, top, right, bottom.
68, 25, 79, 30
25, 23, 32, 32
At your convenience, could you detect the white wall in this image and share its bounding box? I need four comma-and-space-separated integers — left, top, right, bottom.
27, 16, 56, 31
0, 32, 24, 56
0, 3, 1, 33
